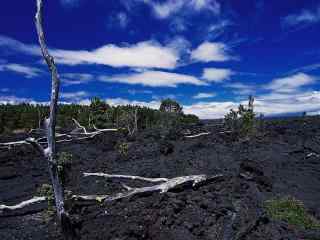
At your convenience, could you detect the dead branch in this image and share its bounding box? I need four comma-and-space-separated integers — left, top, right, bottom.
74, 173, 223, 203
0, 197, 46, 216
0, 118, 119, 149
83, 172, 169, 183
185, 132, 211, 138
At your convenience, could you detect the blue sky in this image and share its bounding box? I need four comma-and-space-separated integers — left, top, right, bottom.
0, 0, 320, 118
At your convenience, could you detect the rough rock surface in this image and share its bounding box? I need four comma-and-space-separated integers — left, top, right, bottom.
1, 117, 320, 239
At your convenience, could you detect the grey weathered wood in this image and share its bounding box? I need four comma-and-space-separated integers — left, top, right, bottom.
76, 173, 223, 203
35, 1, 74, 239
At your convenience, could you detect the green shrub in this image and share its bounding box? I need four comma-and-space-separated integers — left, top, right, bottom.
36, 184, 55, 217
265, 196, 320, 230
117, 142, 129, 157
224, 96, 256, 139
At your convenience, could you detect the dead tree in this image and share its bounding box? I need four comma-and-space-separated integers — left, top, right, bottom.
28, 1, 75, 238
119, 107, 139, 136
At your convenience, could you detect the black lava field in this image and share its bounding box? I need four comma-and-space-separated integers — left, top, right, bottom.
1, 117, 320, 240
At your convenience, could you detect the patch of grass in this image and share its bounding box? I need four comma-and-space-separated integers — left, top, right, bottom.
265, 196, 320, 230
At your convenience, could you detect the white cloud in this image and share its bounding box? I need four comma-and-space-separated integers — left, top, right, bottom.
60, 91, 90, 101
0, 63, 43, 78
202, 68, 233, 83
191, 42, 231, 62
225, 82, 256, 95
0, 35, 180, 69
283, 6, 320, 26
51, 41, 179, 69
264, 73, 316, 93
185, 91, 320, 119
99, 70, 207, 87
184, 101, 236, 119
193, 92, 216, 99
61, 73, 94, 86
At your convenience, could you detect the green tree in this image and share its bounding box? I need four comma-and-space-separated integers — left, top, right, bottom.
160, 99, 183, 114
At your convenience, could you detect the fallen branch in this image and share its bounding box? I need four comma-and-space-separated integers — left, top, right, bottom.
185, 132, 211, 138
0, 197, 46, 217
0, 119, 118, 149
83, 172, 168, 183
74, 173, 223, 203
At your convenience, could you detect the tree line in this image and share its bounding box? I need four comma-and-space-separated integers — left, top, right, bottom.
0, 97, 199, 134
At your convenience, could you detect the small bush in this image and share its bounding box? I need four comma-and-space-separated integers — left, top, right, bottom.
265, 196, 320, 230
36, 184, 55, 217
224, 96, 256, 139
117, 142, 129, 157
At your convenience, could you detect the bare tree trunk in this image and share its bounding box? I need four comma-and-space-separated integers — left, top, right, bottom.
134, 108, 138, 133
35, 1, 75, 239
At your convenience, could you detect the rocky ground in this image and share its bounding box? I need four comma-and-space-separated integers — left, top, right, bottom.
1, 117, 320, 240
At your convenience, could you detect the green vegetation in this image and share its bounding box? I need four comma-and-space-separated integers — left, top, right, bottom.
36, 184, 55, 217
224, 95, 256, 138
265, 196, 320, 230
0, 98, 199, 134
117, 142, 129, 157
57, 152, 73, 185
159, 98, 183, 114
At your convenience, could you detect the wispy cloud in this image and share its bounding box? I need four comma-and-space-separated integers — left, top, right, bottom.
225, 82, 256, 96
0, 63, 43, 78
264, 73, 316, 93
193, 92, 216, 99
60, 91, 90, 101
0, 35, 40, 56
283, 6, 320, 26
191, 42, 231, 62
60, 0, 82, 8
286, 63, 320, 75
143, 0, 220, 19
202, 68, 233, 83
108, 12, 129, 29
99, 70, 207, 87
0, 88, 10, 92
207, 20, 233, 40
61, 73, 94, 86
128, 89, 153, 95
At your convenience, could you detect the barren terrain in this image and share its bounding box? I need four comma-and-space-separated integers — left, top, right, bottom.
1, 117, 320, 240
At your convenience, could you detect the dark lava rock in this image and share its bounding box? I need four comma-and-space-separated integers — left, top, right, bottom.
159, 141, 174, 155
